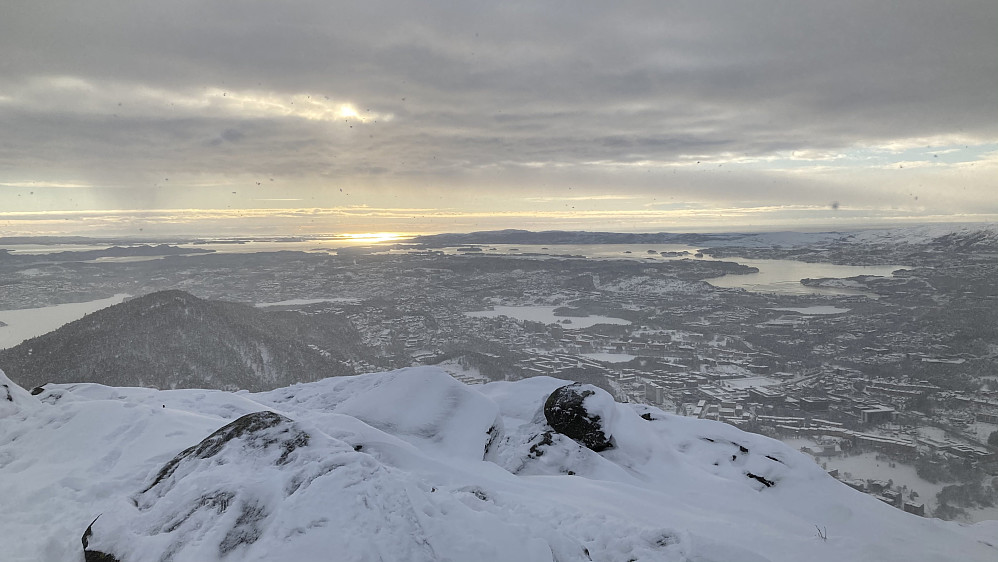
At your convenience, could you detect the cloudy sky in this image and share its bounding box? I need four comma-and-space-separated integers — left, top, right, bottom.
1, 1, 996, 236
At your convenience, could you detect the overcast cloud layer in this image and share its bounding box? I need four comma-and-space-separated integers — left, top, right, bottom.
1, 1, 996, 235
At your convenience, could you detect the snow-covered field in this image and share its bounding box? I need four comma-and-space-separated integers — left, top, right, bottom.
767, 306, 851, 315
580, 352, 637, 363
0, 294, 129, 349
969, 421, 998, 444
723, 376, 782, 389
784, 438, 998, 524
2, 367, 996, 562
465, 305, 631, 329
595, 275, 709, 297
255, 297, 362, 308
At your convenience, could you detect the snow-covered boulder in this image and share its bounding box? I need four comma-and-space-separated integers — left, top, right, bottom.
256, 367, 505, 461
543, 383, 614, 451
489, 381, 791, 492
332, 367, 503, 460
83, 411, 317, 560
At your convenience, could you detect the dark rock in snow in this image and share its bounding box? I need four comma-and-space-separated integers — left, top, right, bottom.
82, 516, 119, 562
144, 411, 308, 493
83, 411, 317, 559
528, 430, 556, 457
543, 383, 613, 452
746, 472, 775, 488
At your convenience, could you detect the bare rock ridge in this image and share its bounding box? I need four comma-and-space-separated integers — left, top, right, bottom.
0, 290, 361, 391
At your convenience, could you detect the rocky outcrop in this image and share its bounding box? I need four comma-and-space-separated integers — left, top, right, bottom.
74, 382, 543, 562
83, 411, 315, 560
142, 411, 308, 493
543, 383, 614, 452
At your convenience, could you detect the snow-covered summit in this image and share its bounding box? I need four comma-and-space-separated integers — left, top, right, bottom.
1, 367, 996, 561
0, 368, 39, 418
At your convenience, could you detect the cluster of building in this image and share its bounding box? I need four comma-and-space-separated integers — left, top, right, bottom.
835, 475, 926, 516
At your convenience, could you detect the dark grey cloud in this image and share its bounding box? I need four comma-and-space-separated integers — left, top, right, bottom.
1, 0, 995, 232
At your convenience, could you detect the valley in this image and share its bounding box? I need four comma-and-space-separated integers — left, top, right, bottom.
1, 225, 996, 522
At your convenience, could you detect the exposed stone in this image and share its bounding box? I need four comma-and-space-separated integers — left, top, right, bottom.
528, 430, 555, 457
82, 516, 120, 562
543, 383, 613, 452
143, 411, 308, 493
746, 472, 775, 488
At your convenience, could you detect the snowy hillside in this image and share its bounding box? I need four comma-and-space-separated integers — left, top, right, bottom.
2, 367, 996, 562
0, 290, 361, 392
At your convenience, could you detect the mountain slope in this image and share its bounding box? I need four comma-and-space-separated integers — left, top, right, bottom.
0, 290, 360, 391
1, 367, 995, 561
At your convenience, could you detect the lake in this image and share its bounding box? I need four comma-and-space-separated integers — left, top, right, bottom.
3, 240, 908, 297
0, 294, 130, 349
701, 256, 906, 296
396, 243, 907, 296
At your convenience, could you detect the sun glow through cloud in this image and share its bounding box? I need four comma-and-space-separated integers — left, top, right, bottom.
3, 204, 994, 238
337, 232, 407, 243
1, 2, 995, 237
0, 76, 393, 125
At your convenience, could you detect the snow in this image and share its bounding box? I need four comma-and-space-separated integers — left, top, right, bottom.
580, 352, 636, 363
432, 359, 491, 385
969, 420, 998, 444
596, 275, 707, 296
723, 376, 782, 389
0, 293, 130, 349
465, 305, 631, 329
2, 367, 996, 562
699, 223, 998, 248
784, 438, 998, 524
768, 306, 852, 315
827, 451, 946, 502
254, 297, 361, 307
318, 368, 502, 460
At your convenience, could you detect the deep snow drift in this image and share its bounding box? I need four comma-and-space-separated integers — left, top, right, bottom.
1, 367, 996, 561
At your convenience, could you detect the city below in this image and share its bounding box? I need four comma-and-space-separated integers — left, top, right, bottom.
1, 224, 996, 522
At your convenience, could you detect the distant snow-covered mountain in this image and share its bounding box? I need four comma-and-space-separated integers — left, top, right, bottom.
2, 367, 995, 561
410, 223, 998, 249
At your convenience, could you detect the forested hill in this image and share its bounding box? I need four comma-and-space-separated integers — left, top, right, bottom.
0, 290, 361, 391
